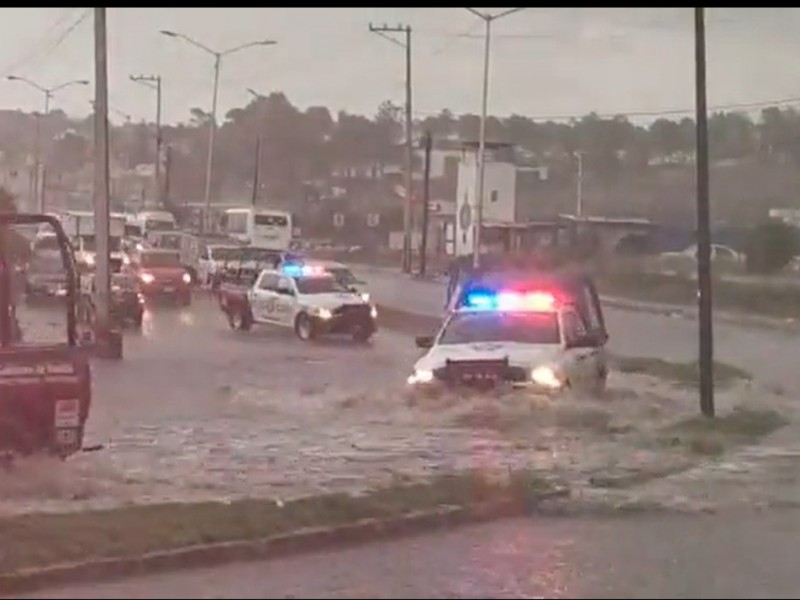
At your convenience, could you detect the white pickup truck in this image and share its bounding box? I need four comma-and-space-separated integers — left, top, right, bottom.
218, 264, 378, 343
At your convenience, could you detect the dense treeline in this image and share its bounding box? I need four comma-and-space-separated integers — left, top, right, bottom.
0, 93, 798, 203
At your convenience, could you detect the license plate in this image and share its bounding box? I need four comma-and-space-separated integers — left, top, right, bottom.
163, 286, 175, 293
54, 399, 80, 428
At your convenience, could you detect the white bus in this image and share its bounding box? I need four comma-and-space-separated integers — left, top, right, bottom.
126, 210, 177, 239
221, 207, 293, 250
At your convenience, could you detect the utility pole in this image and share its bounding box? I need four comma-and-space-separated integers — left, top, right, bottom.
164, 144, 172, 207
368, 23, 414, 273
93, 6, 121, 359
574, 151, 584, 218
130, 74, 163, 206
694, 6, 714, 418
251, 134, 261, 206
246, 87, 268, 207
419, 130, 432, 278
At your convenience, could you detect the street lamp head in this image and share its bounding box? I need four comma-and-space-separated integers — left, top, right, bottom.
6, 75, 20, 81
257, 39, 277, 46
76, 80, 90, 86
160, 30, 178, 37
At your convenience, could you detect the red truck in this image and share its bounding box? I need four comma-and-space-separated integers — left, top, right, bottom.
128, 248, 193, 306
0, 213, 92, 460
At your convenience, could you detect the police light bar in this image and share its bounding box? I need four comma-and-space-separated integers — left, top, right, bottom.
282, 263, 328, 278
463, 290, 556, 312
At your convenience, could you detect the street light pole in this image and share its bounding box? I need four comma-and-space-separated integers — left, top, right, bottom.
203, 53, 221, 230
130, 74, 163, 206
6, 75, 89, 212
463, 8, 525, 270
160, 31, 277, 232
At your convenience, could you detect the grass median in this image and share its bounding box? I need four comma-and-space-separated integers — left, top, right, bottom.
0, 470, 556, 574
598, 271, 800, 320
612, 356, 751, 389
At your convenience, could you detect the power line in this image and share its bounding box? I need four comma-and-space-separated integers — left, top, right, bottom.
0, 8, 82, 79
38, 8, 92, 62
412, 95, 800, 122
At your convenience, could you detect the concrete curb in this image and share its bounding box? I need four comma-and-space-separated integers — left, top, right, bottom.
0, 489, 568, 596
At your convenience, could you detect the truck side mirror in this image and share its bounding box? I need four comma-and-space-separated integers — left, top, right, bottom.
415, 335, 434, 349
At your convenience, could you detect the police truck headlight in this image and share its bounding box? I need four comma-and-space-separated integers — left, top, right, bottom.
140, 272, 155, 284
531, 366, 562, 389
407, 369, 434, 385
182, 272, 192, 284
370, 305, 378, 319
360, 292, 370, 302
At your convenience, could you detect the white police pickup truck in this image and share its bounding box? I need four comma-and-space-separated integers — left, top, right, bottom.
408, 287, 608, 396
219, 263, 378, 343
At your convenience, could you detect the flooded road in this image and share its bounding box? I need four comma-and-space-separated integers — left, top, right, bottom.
3, 293, 788, 516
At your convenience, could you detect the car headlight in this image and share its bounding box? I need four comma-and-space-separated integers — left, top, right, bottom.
407, 369, 434, 385
316, 308, 332, 320
370, 305, 378, 319
140, 272, 155, 284
531, 366, 562, 389
85, 254, 96, 266
122, 255, 131, 265
182, 272, 192, 284
360, 292, 370, 302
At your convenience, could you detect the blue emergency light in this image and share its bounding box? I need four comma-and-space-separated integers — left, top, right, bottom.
462, 289, 556, 312
282, 263, 327, 278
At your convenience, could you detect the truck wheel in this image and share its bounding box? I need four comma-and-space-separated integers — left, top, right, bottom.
228, 309, 252, 332
294, 313, 316, 341
588, 370, 608, 399
352, 326, 373, 344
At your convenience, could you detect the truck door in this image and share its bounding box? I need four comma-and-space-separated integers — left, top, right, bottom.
274, 276, 297, 325
560, 307, 598, 387
251, 272, 280, 322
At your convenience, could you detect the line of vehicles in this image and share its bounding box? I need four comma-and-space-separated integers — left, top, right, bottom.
0, 203, 613, 463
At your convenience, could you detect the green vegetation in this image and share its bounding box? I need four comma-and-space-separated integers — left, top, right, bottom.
0, 470, 554, 573
612, 355, 751, 388
661, 408, 788, 456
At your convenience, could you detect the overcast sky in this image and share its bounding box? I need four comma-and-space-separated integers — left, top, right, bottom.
0, 7, 797, 126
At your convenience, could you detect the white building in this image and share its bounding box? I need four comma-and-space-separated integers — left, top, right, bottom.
454, 143, 517, 256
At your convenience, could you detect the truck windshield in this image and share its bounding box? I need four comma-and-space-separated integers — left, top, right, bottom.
254, 214, 288, 227
81, 235, 122, 253
146, 219, 175, 231
327, 267, 357, 286
141, 252, 181, 268
210, 247, 242, 261
294, 276, 348, 295
241, 247, 279, 263
438, 311, 561, 345
29, 255, 64, 275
